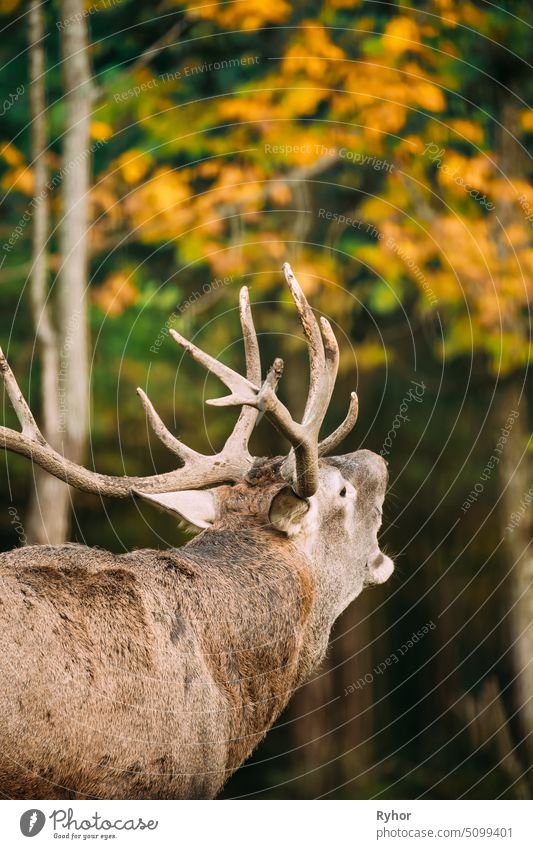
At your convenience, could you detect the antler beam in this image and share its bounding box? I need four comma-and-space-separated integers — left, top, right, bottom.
0, 350, 249, 496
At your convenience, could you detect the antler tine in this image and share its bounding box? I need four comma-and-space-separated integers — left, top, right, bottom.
282, 262, 325, 423
169, 328, 258, 405
309, 315, 339, 426
139, 287, 261, 463
282, 264, 358, 456
239, 286, 261, 385
282, 263, 340, 432
0, 348, 44, 443
318, 391, 358, 456
136, 387, 198, 463
223, 286, 261, 454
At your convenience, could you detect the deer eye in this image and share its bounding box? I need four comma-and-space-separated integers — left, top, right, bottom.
339, 486, 347, 497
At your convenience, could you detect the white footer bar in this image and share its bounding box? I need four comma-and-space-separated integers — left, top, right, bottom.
1, 799, 529, 849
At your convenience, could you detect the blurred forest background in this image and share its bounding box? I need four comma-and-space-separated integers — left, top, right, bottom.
0, 0, 532, 798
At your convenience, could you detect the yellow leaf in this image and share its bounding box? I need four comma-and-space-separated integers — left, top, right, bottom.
91, 121, 113, 142
436, 152, 493, 194
0, 0, 21, 12
91, 272, 139, 317
383, 16, 422, 55
190, 0, 291, 30
282, 21, 345, 80
116, 149, 152, 184
126, 166, 193, 242
456, 3, 486, 27
363, 102, 406, 134
269, 181, 292, 205
433, 0, 458, 26
2, 165, 33, 195
219, 97, 270, 122
0, 142, 23, 166
327, 0, 361, 7
449, 119, 484, 145
520, 110, 533, 131
301, 21, 345, 60
396, 134, 426, 155
280, 86, 326, 116
413, 81, 446, 112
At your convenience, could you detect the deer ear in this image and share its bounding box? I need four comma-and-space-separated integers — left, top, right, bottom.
133, 489, 217, 530
269, 485, 310, 535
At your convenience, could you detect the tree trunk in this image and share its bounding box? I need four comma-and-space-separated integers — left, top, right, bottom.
498, 383, 533, 769
26, 0, 63, 544
26, 0, 93, 544
495, 100, 533, 771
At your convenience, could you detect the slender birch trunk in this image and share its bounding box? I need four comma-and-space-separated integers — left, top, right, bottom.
26, 0, 93, 543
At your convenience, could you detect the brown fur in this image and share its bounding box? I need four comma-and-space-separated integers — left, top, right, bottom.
0, 453, 391, 799
0, 471, 317, 799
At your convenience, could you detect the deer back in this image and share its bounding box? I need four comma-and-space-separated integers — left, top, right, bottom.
0, 525, 315, 798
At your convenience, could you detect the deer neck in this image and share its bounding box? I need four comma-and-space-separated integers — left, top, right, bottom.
181, 526, 333, 685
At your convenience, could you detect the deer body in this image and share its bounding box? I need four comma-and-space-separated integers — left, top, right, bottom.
0, 533, 312, 799
0, 265, 393, 798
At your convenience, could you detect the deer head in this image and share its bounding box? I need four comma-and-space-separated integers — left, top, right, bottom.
0, 264, 392, 618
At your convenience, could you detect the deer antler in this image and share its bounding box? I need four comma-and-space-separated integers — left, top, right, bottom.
0, 288, 261, 497
136, 286, 261, 466
0, 264, 357, 500
170, 263, 358, 497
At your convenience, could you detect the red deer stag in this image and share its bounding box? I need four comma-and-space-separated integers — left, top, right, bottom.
0, 263, 393, 799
